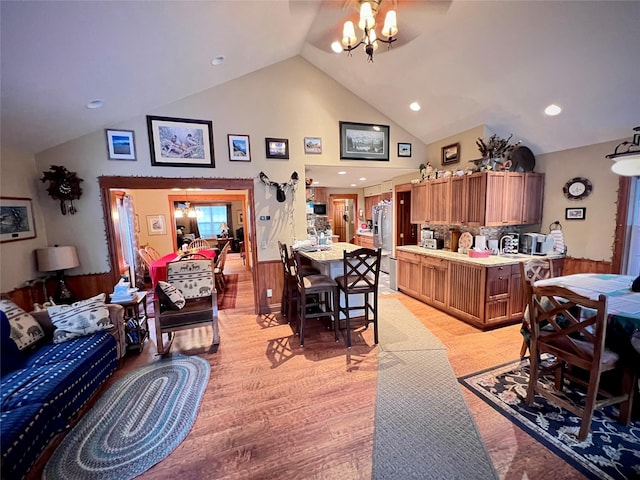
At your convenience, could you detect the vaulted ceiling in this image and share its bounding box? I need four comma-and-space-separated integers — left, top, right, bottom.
2, 0, 639, 165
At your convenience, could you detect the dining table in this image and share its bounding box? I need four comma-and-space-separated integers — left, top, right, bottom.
534, 273, 640, 371
149, 249, 217, 287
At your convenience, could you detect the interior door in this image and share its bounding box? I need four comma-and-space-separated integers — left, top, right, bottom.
396, 191, 417, 246
333, 201, 346, 241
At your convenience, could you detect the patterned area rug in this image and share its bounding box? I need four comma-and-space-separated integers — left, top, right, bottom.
372, 299, 498, 479
218, 273, 238, 310
43, 354, 210, 480
459, 357, 640, 480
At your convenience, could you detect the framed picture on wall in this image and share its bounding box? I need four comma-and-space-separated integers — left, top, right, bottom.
147, 214, 167, 235
304, 137, 322, 154
339, 121, 390, 161
441, 143, 460, 165
265, 138, 289, 159
147, 115, 215, 168
565, 207, 586, 220
0, 197, 36, 243
105, 129, 136, 160
228, 134, 251, 162
237, 211, 244, 225
398, 142, 412, 157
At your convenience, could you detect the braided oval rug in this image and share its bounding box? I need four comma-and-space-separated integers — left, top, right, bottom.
43, 354, 210, 480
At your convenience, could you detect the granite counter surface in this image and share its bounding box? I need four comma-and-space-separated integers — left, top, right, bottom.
396, 245, 564, 267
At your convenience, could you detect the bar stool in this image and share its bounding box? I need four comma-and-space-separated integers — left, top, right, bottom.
278, 241, 320, 322
335, 247, 382, 348
292, 250, 338, 347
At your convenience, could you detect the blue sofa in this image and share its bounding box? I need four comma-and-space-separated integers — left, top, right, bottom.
0, 304, 125, 480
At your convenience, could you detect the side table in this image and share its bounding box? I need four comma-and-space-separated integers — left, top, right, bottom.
110, 291, 149, 353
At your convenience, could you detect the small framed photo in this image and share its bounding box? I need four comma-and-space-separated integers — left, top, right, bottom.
147, 214, 167, 235
442, 143, 460, 165
398, 142, 412, 157
237, 211, 244, 225
147, 115, 214, 168
340, 121, 390, 161
304, 137, 322, 154
565, 207, 586, 220
265, 138, 289, 159
228, 134, 251, 162
0, 197, 36, 243
105, 129, 136, 160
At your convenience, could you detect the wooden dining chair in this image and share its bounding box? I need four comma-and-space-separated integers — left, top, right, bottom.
335, 247, 382, 348
145, 245, 162, 261
153, 256, 219, 355
188, 238, 211, 251
138, 248, 154, 273
214, 241, 231, 291
519, 258, 555, 358
278, 241, 297, 321
525, 284, 636, 440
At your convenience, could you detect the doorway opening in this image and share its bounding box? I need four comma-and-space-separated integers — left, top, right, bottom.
328, 194, 358, 243
99, 176, 258, 313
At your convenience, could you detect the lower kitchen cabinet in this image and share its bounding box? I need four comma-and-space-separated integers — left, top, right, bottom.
355, 234, 374, 248
397, 249, 533, 329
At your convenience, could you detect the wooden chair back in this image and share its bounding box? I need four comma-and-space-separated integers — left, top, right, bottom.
145, 245, 162, 261
188, 238, 211, 251
525, 284, 635, 440
519, 258, 555, 357
167, 257, 215, 300
138, 248, 154, 269
340, 247, 382, 293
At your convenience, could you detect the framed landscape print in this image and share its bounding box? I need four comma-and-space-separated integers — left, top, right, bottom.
565, 207, 586, 220
147, 115, 214, 168
398, 142, 412, 157
339, 121, 390, 161
304, 137, 322, 154
441, 143, 460, 165
0, 197, 36, 243
105, 129, 136, 160
265, 138, 289, 159
146, 214, 167, 235
228, 134, 251, 162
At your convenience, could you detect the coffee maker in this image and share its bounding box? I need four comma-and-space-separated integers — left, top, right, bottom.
521, 233, 554, 255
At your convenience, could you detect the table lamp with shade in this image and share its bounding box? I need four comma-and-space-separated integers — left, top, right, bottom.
220, 222, 229, 238
36, 245, 80, 304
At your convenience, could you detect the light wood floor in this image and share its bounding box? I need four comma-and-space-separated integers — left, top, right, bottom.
32, 253, 585, 480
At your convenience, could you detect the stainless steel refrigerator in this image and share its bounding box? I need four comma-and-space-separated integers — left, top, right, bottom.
372, 203, 392, 273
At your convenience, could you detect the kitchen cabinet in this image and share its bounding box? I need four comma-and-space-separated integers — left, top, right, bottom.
364, 196, 377, 219
355, 234, 374, 249
306, 187, 327, 204
420, 256, 449, 309
485, 172, 526, 226
364, 185, 382, 197
428, 177, 450, 225
449, 173, 487, 227
485, 264, 523, 323
447, 262, 484, 324
397, 250, 421, 298
522, 173, 544, 224
410, 182, 429, 224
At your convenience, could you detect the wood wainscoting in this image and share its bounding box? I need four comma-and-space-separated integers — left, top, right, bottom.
4, 273, 114, 312
562, 257, 613, 275
256, 260, 284, 314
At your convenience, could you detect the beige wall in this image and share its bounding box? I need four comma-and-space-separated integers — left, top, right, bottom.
26, 56, 426, 276
0, 146, 49, 291
536, 138, 622, 262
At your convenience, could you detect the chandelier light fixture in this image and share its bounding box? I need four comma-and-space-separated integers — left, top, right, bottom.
606, 126, 640, 177
331, 0, 398, 62
174, 191, 202, 218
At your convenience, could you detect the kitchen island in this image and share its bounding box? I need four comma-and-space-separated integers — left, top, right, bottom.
396, 245, 564, 329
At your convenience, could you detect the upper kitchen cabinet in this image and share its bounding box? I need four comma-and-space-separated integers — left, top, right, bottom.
307, 187, 327, 204
411, 172, 544, 227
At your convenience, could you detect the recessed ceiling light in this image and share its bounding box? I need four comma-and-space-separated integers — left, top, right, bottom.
544, 103, 562, 116
350, 183, 357, 187
331, 41, 343, 53
86, 99, 104, 109
338, 171, 346, 175
360, 177, 367, 181
409, 102, 421, 111
313, 181, 320, 185
211, 55, 225, 65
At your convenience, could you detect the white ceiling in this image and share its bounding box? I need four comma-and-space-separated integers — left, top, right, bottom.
2, 0, 639, 188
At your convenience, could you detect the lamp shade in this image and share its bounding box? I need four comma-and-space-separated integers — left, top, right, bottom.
611, 155, 640, 176
36, 246, 80, 272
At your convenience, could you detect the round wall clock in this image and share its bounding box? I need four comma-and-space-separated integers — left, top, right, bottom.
563, 177, 592, 200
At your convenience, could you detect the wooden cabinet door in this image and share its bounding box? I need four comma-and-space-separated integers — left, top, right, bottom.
313, 187, 328, 204
420, 261, 434, 303
432, 259, 449, 309
466, 173, 487, 227
449, 176, 467, 225
448, 261, 484, 324
428, 178, 450, 225
503, 173, 525, 224
484, 173, 505, 226
485, 265, 511, 323
522, 173, 545, 224
509, 263, 524, 318
410, 183, 429, 224
397, 252, 421, 298
364, 196, 377, 219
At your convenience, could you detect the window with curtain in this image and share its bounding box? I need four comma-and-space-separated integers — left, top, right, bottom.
196, 205, 228, 238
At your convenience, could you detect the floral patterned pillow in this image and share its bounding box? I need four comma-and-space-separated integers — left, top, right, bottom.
47, 294, 112, 344
0, 299, 46, 350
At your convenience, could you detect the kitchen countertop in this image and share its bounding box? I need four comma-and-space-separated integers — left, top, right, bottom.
297, 242, 361, 262
396, 245, 564, 267
356, 230, 373, 237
